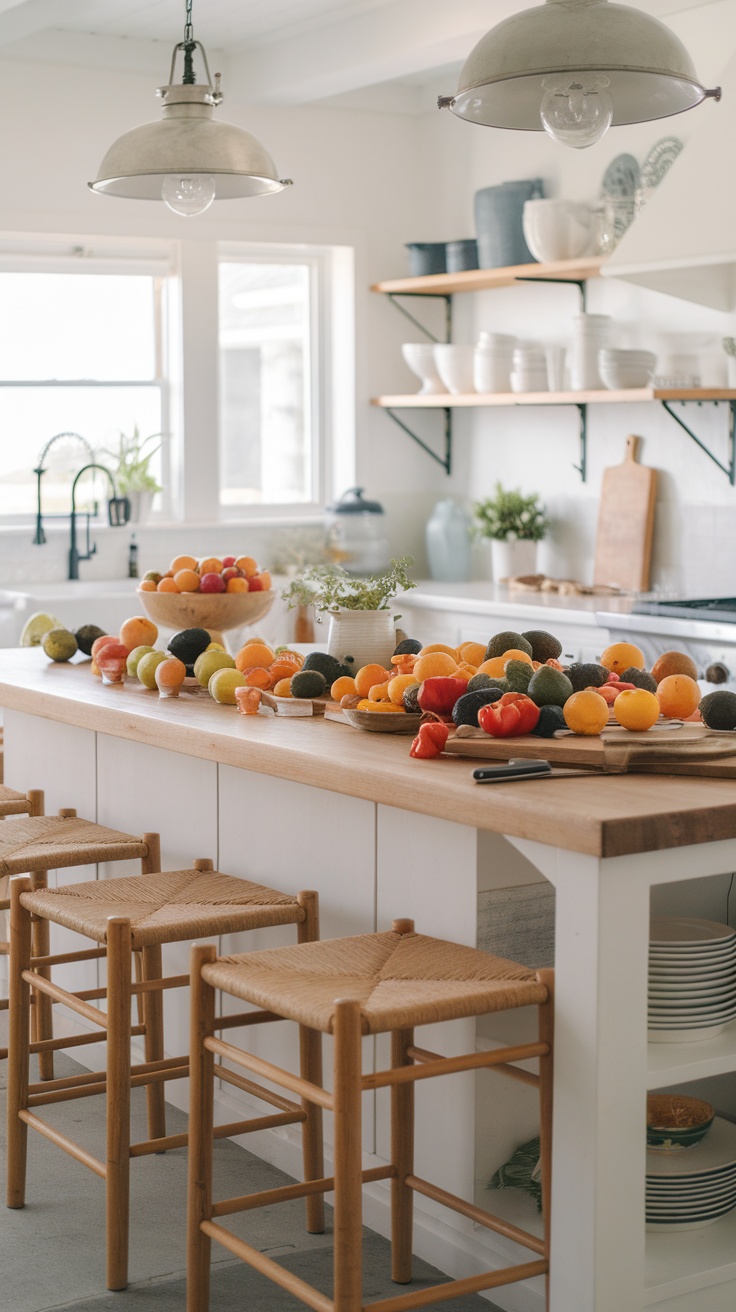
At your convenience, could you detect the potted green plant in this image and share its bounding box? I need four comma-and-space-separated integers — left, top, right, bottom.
98, 426, 162, 523
282, 557, 415, 667
473, 482, 549, 581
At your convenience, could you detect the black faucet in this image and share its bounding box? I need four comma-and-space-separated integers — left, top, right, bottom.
69, 463, 129, 580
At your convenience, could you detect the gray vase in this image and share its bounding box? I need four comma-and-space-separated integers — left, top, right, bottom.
475, 179, 544, 269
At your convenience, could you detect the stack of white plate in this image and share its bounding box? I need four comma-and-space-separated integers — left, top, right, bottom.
598, 348, 657, 390
569, 313, 612, 389
648, 916, 736, 1043
510, 344, 548, 393
646, 1116, 736, 1232
474, 333, 517, 393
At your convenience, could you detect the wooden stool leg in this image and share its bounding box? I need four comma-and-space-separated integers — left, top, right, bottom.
536, 968, 554, 1312
106, 917, 133, 1291
297, 891, 325, 1234
29, 869, 54, 1081
187, 943, 217, 1312
390, 1026, 415, 1283
141, 943, 167, 1143
6, 875, 33, 1209
26, 790, 44, 817
333, 999, 364, 1312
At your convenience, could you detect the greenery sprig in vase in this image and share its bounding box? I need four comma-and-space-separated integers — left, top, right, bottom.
282, 557, 416, 668
472, 483, 549, 542
99, 426, 162, 497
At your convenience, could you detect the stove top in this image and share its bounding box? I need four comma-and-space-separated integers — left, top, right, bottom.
633, 597, 736, 622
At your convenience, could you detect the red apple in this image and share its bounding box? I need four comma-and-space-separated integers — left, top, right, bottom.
221, 566, 244, 583
246, 576, 264, 591
221, 556, 236, 569
199, 572, 226, 593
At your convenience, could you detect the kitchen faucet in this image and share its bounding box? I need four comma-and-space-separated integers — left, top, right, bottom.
68, 463, 129, 580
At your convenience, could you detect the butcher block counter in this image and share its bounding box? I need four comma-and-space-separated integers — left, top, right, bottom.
2, 648, 736, 1312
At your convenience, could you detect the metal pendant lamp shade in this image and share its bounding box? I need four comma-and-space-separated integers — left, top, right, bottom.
90, 85, 287, 201
440, 0, 720, 135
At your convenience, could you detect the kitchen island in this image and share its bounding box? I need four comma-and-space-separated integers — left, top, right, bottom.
2, 648, 736, 1312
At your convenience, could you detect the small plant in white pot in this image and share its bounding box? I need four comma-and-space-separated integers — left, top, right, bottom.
99, 426, 162, 523
282, 557, 415, 668
473, 483, 549, 582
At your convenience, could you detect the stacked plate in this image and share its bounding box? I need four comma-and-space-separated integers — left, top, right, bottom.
509, 344, 548, 393
646, 1116, 736, 1232
598, 348, 657, 390
648, 917, 736, 1043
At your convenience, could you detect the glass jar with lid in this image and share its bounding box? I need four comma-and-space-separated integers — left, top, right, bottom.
324, 488, 390, 576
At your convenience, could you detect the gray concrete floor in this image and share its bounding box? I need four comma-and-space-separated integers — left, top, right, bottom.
0, 1016, 504, 1312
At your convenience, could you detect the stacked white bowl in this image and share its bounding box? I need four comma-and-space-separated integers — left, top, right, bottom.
401, 342, 446, 395
598, 348, 657, 390
569, 314, 612, 390
510, 343, 548, 393
433, 344, 475, 394
473, 332, 517, 393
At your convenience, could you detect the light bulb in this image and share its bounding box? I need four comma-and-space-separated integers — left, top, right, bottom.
161, 174, 216, 216
540, 76, 613, 149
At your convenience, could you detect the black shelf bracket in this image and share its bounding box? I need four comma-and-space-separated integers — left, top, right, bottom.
385, 406, 452, 474
660, 398, 736, 484
386, 292, 453, 344
573, 402, 587, 481
515, 276, 587, 311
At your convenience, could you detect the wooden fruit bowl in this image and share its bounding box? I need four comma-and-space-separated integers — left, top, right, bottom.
341, 707, 422, 734
137, 588, 274, 643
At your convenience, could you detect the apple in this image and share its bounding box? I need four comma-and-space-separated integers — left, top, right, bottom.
221, 566, 244, 583
221, 555, 236, 569
246, 576, 264, 591
199, 572, 226, 593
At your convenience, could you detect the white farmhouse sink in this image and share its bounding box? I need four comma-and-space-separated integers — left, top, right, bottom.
0, 580, 141, 647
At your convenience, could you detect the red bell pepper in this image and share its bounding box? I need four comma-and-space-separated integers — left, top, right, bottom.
478, 692, 540, 737
409, 720, 450, 759
417, 676, 468, 716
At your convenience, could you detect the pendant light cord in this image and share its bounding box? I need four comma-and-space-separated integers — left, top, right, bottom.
182, 0, 196, 84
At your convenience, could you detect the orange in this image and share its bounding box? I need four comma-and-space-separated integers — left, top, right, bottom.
651, 650, 699, 684
256, 570, 272, 591
412, 651, 457, 681
139, 579, 157, 592
170, 554, 197, 573
269, 659, 302, 685
600, 641, 645, 674
386, 674, 418, 705
226, 576, 249, 592
476, 657, 507, 680
418, 643, 457, 658
235, 642, 275, 672
157, 577, 180, 592
563, 690, 609, 736
274, 649, 304, 668
273, 678, 293, 697
198, 557, 223, 576
331, 675, 358, 700
502, 649, 534, 667
241, 666, 272, 689
456, 641, 486, 666
235, 556, 259, 578
354, 663, 392, 697
356, 699, 405, 713
119, 615, 158, 650
154, 657, 187, 692
613, 688, 660, 731
453, 662, 477, 682
656, 674, 701, 719
174, 568, 201, 593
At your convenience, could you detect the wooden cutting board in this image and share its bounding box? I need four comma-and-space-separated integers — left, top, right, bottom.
444, 724, 736, 778
594, 434, 657, 591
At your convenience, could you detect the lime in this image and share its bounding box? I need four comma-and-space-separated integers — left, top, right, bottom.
193, 649, 236, 687
20, 611, 63, 647
208, 668, 246, 704
136, 650, 169, 689
126, 645, 156, 677
42, 629, 78, 662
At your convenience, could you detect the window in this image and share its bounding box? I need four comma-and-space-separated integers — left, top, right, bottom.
0, 262, 167, 519
218, 255, 318, 510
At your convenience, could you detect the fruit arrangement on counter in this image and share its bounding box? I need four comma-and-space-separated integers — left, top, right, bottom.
138, 552, 271, 594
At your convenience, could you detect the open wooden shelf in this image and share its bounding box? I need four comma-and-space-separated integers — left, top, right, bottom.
372, 387, 736, 409
371, 255, 606, 297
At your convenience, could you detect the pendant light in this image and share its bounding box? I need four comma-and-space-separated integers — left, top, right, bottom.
439, 0, 721, 150
89, 0, 292, 215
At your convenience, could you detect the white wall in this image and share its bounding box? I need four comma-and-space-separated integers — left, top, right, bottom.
2, 3, 736, 594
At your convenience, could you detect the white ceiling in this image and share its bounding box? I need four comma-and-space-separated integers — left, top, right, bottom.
0, 0, 721, 108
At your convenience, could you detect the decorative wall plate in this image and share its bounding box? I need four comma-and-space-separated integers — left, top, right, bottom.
600, 152, 640, 198
639, 136, 683, 193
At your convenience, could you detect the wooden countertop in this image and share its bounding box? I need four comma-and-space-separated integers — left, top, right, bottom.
2, 649, 736, 860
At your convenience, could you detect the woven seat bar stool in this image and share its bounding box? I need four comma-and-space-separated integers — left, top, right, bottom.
6, 864, 323, 1292
0, 788, 44, 984
0, 805, 159, 1079
187, 918, 554, 1312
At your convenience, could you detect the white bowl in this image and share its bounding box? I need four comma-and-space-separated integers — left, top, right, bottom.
522, 198, 594, 263
433, 344, 476, 394
510, 370, 548, 393
477, 332, 517, 349
599, 363, 656, 390
401, 342, 446, 395
474, 350, 512, 393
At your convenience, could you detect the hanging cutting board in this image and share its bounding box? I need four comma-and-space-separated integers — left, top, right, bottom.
594, 434, 657, 591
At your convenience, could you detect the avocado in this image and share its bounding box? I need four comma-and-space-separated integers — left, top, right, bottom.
168, 628, 211, 668
74, 624, 107, 657
566, 662, 609, 692
531, 705, 567, 737
451, 687, 504, 728
504, 659, 534, 693
303, 651, 352, 683
393, 638, 422, 656
466, 672, 494, 692
402, 683, 422, 713
522, 629, 563, 662
621, 667, 657, 693
484, 630, 533, 660
291, 670, 328, 699
699, 690, 736, 730
527, 665, 573, 708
